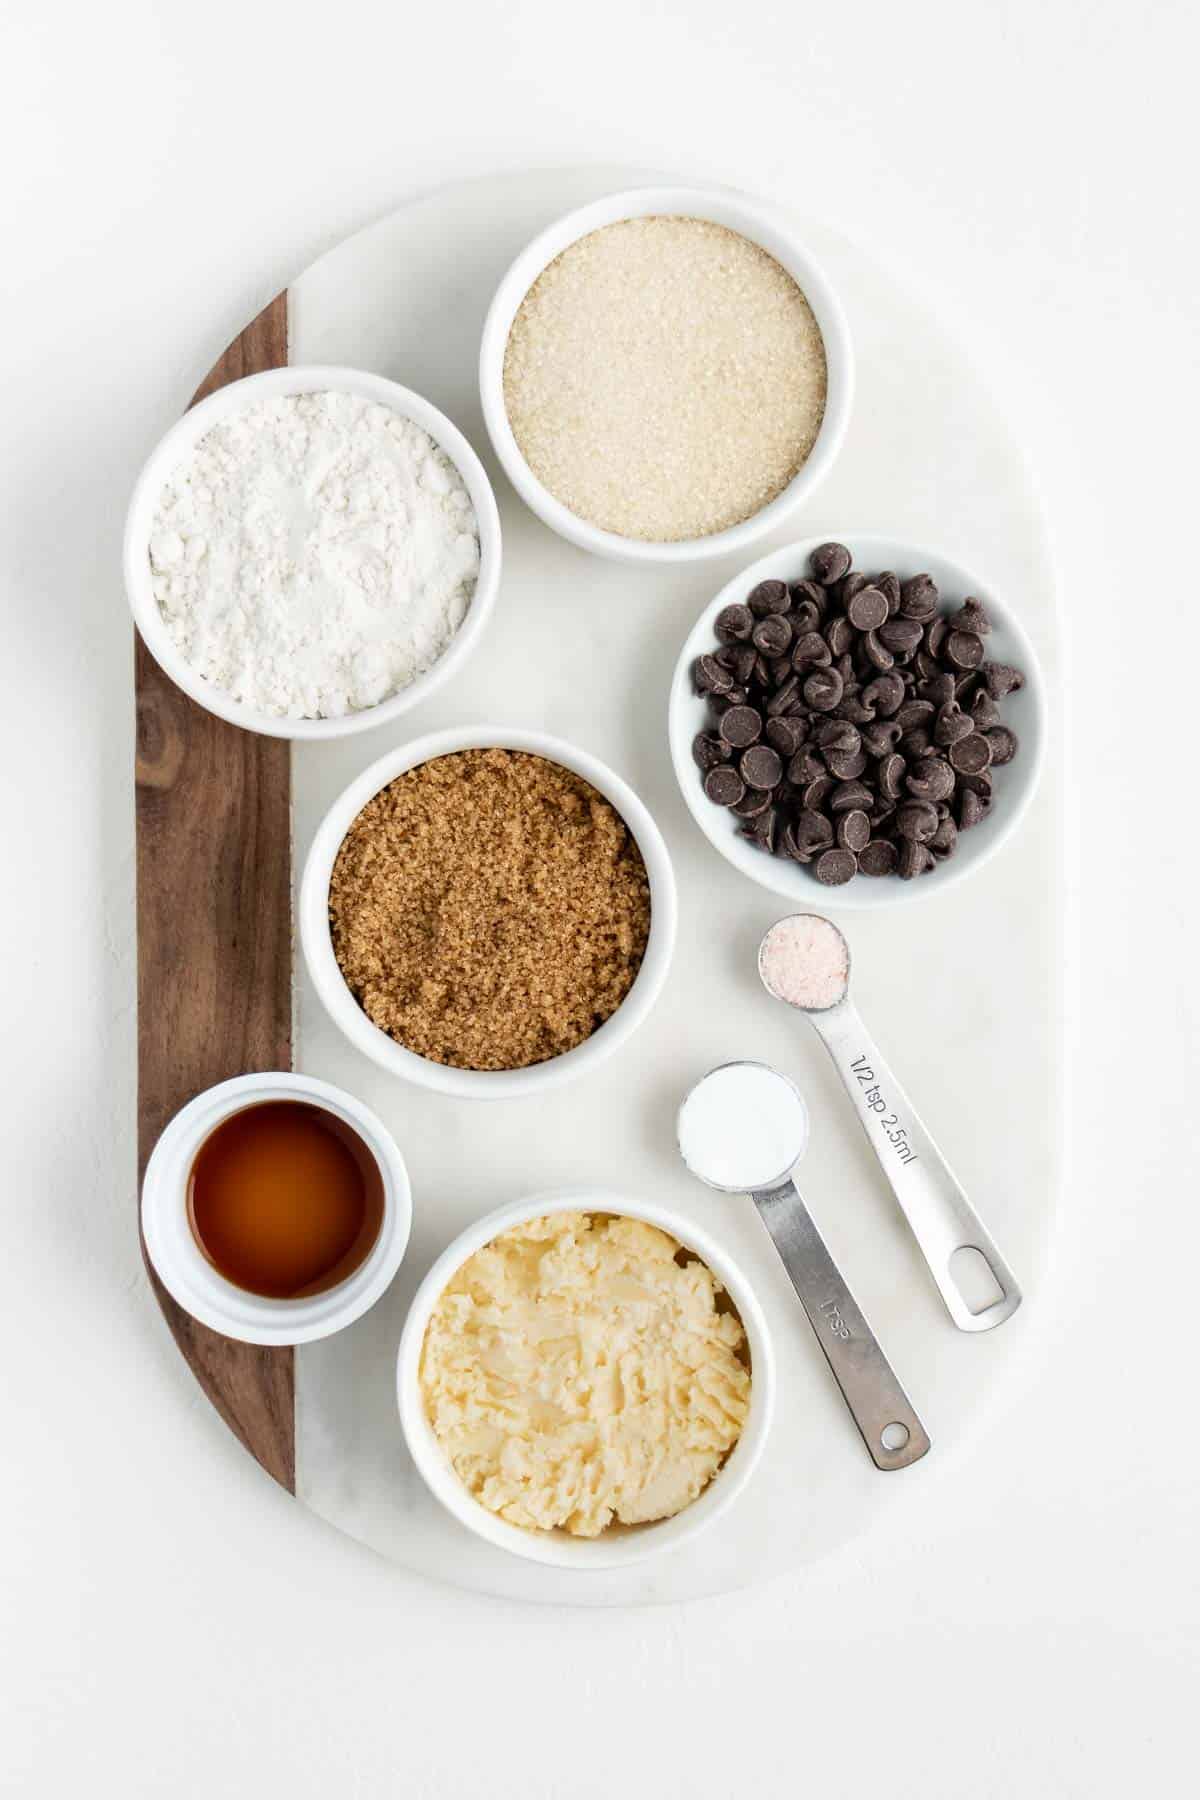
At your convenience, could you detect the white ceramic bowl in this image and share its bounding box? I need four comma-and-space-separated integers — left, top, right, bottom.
669, 534, 1046, 909
124, 365, 502, 740
479, 185, 853, 565
299, 726, 677, 1098
141, 1072, 412, 1346
396, 1189, 775, 1569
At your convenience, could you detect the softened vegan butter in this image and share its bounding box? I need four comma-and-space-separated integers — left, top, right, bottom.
419, 1212, 751, 1537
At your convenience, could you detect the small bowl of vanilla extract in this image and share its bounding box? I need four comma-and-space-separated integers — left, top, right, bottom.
141, 1073, 412, 1346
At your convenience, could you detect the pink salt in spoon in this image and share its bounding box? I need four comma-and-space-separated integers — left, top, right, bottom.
758, 914, 1021, 1332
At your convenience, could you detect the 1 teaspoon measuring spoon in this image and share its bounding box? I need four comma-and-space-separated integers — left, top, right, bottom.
678, 1062, 930, 1472
758, 914, 1021, 1333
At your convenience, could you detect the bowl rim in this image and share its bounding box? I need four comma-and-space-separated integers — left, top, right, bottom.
140, 1071, 413, 1346
396, 1188, 776, 1568
124, 364, 503, 741
297, 726, 678, 1098
479, 183, 854, 566
668, 532, 1048, 910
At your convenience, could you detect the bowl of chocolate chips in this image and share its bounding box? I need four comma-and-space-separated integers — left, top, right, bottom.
669, 537, 1045, 908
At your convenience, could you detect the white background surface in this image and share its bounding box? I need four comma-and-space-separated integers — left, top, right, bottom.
1, 1, 1196, 1793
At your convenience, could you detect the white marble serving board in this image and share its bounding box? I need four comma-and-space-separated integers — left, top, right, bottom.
287, 168, 1061, 1606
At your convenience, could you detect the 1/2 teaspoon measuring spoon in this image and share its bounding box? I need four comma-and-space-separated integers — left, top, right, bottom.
678, 1061, 930, 1472
758, 914, 1021, 1333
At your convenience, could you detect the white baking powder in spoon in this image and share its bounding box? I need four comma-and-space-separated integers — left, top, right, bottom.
677, 1063, 809, 1194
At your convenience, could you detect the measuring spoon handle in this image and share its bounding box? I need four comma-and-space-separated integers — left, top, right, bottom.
751, 1178, 930, 1471
810, 1000, 1021, 1332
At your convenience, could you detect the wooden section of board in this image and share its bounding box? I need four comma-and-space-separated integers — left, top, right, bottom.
135, 293, 296, 1492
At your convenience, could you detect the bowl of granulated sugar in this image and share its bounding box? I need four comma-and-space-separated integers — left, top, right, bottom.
125, 366, 502, 740
480, 187, 853, 565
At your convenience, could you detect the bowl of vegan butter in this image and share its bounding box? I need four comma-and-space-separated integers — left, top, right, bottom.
397, 1192, 775, 1568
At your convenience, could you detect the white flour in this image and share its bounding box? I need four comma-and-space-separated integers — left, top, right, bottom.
149, 390, 480, 718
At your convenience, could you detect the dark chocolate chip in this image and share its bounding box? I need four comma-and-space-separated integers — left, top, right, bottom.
832, 694, 876, 724
898, 838, 931, 879
792, 630, 832, 669
831, 779, 874, 813
946, 629, 984, 671
861, 629, 895, 672
691, 732, 731, 771
930, 816, 958, 859
878, 617, 924, 655
875, 572, 901, 614
896, 698, 935, 731
729, 645, 757, 685
747, 578, 790, 616
793, 810, 834, 854
847, 585, 889, 632
804, 668, 844, 712
982, 661, 1025, 699
949, 732, 993, 775
715, 603, 754, 641
970, 687, 1002, 729
811, 542, 852, 585
752, 614, 793, 657
789, 579, 827, 614
948, 598, 991, 637
858, 838, 899, 876
825, 616, 854, 658
861, 720, 903, 757
934, 702, 974, 747
789, 600, 821, 636
896, 799, 939, 842
815, 847, 858, 886
825, 748, 869, 781
906, 756, 956, 803
693, 653, 731, 695
815, 719, 861, 753
985, 726, 1018, 765
838, 570, 872, 605
878, 752, 907, 800
897, 728, 932, 759
958, 788, 988, 830
704, 766, 744, 807
752, 807, 778, 853
767, 675, 802, 717
899, 574, 939, 621
740, 744, 783, 790
802, 775, 836, 811
731, 786, 773, 818
789, 747, 825, 785
838, 809, 871, 853
863, 672, 905, 715
718, 704, 762, 749
925, 616, 949, 659
765, 716, 808, 756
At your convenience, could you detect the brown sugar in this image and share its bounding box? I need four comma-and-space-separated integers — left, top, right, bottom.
328, 749, 652, 1071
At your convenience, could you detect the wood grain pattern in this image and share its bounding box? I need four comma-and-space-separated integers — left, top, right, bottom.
136, 292, 296, 1491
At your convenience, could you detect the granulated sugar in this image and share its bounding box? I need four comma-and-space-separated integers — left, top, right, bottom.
503, 217, 827, 543
758, 914, 850, 1012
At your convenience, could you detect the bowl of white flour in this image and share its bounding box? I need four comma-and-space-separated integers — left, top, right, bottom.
124, 366, 501, 738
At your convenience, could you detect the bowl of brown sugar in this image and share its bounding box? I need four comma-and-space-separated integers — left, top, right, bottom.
299, 728, 677, 1098
480, 186, 853, 565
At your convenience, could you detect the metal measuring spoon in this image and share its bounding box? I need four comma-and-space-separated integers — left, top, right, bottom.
678, 1061, 930, 1472
758, 914, 1021, 1332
